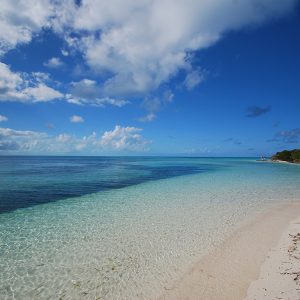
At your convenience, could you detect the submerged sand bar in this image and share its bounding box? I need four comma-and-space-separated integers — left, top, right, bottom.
161, 202, 300, 300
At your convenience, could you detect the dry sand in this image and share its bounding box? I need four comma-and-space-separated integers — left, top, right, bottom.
160, 202, 300, 300
246, 216, 300, 300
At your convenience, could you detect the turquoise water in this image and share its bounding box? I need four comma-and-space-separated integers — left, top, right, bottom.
0, 157, 300, 299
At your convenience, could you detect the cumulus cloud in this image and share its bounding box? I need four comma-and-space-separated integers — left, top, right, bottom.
66, 79, 129, 107
62, 0, 297, 96
245, 105, 272, 118
1, 0, 298, 98
0, 62, 63, 103
0, 125, 150, 153
70, 115, 84, 123
0, 0, 55, 55
0, 62, 23, 97
23, 84, 63, 102
0, 63, 129, 106
0, 127, 45, 138
99, 125, 150, 151
0, 127, 46, 151
0, 115, 8, 122
44, 57, 64, 68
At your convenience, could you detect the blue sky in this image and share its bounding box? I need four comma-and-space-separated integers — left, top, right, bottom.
0, 0, 299, 156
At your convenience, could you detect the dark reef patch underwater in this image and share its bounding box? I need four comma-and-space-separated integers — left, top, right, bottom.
0, 156, 217, 213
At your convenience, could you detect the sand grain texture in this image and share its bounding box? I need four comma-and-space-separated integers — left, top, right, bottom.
160, 202, 300, 300
246, 216, 300, 300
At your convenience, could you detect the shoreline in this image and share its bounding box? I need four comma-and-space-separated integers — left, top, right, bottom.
268, 159, 300, 165
160, 201, 300, 300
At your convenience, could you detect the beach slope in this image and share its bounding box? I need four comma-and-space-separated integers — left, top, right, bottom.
160, 202, 300, 300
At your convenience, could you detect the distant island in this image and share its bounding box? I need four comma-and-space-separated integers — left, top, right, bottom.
271, 149, 300, 163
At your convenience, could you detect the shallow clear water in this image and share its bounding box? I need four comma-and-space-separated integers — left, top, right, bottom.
0, 157, 300, 299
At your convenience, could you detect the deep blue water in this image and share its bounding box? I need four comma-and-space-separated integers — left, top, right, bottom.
0, 156, 220, 213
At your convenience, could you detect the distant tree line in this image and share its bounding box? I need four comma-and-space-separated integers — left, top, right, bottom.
272, 149, 300, 163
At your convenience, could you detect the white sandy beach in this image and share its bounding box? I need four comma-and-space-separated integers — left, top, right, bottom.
246, 216, 300, 300
160, 202, 300, 300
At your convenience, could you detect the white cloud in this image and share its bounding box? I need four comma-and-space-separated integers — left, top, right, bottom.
66, 95, 129, 107
0, 62, 63, 103
95, 97, 129, 107
0, 63, 128, 107
99, 125, 150, 151
0, 0, 55, 55
31, 72, 50, 82
0, 0, 298, 101
0, 125, 150, 153
0, 115, 8, 122
56, 133, 73, 143
0, 127, 46, 150
0, 63, 127, 106
0, 62, 23, 96
138, 113, 156, 123
61, 0, 297, 96
184, 69, 205, 90
61, 49, 69, 56
66, 79, 129, 107
44, 57, 64, 68
70, 115, 84, 123
23, 84, 63, 102
0, 127, 44, 138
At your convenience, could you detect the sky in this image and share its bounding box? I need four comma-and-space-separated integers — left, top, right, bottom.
0, 0, 299, 156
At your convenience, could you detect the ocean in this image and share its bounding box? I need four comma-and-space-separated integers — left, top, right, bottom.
0, 156, 300, 299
